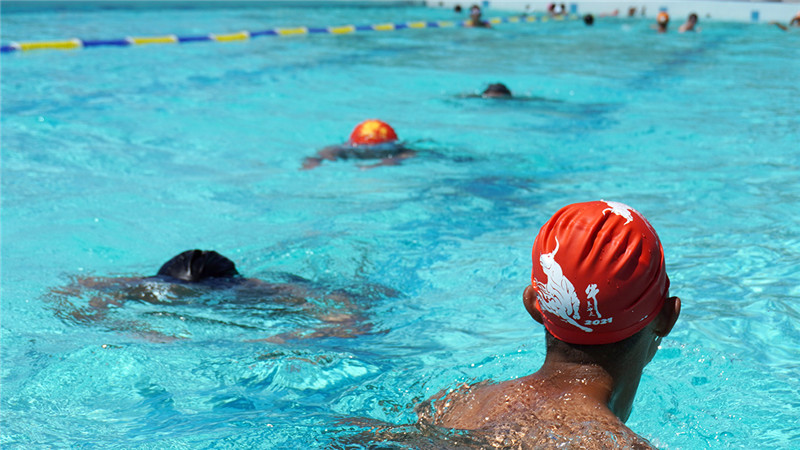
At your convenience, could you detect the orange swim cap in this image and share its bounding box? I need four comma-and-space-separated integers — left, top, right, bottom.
657, 12, 670, 24
348, 119, 398, 146
531, 201, 669, 345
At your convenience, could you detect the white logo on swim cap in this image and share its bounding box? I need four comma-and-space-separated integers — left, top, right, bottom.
602, 200, 634, 224
536, 238, 593, 332
585, 284, 602, 319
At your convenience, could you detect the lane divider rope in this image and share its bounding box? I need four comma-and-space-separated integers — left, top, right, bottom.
1, 14, 578, 54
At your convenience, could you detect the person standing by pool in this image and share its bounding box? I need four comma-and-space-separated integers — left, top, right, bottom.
416, 200, 681, 448
302, 119, 416, 170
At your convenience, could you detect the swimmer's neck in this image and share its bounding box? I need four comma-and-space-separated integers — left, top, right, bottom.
535, 352, 645, 422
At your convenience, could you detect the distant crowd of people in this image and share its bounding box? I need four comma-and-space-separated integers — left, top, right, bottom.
448, 3, 799, 33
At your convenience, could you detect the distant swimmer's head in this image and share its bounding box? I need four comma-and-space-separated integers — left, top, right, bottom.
470, 4, 482, 17
529, 201, 669, 345
157, 250, 240, 282
348, 119, 399, 146
657, 12, 670, 26
583, 14, 595, 26
482, 83, 512, 98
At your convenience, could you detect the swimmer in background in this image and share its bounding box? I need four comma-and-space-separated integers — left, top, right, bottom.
465, 4, 491, 28
457, 82, 566, 105
583, 13, 595, 26
482, 83, 512, 99
415, 201, 681, 448
653, 11, 669, 33
50, 249, 396, 342
771, 11, 800, 30
679, 13, 700, 32
302, 119, 416, 170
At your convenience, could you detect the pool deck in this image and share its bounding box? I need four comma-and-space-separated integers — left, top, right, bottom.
427, 1, 800, 24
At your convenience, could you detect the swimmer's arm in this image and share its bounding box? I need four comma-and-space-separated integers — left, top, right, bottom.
49, 277, 135, 322
302, 145, 347, 169
770, 22, 789, 31
249, 282, 398, 342
58, 276, 139, 292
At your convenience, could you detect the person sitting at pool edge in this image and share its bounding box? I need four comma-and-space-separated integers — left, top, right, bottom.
482, 83, 512, 99
416, 200, 681, 448
302, 119, 416, 170
679, 13, 699, 33
466, 4, 491, 28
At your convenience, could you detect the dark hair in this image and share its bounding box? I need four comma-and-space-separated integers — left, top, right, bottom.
454, 4, 462, 13
689, 13, 698, 22
544, 327, 648, 364
156, 250, 239, 282
483, 83, 512, 96
583, 14, 594, 25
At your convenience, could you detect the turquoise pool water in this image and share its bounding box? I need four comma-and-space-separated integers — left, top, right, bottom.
2, 3, 799, 448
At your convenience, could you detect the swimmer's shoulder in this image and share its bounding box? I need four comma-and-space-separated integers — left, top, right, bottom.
425, 376, 656, 448
425, 378, 525, 429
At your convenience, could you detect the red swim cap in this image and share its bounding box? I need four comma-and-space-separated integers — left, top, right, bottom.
531, 201, 669, 345
657, 12, 670, 24
348, 119, 398, 146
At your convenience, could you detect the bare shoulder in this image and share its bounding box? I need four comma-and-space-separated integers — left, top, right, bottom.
476, 418, 656, 449
417, 380, 504, 429
418, 379, 656, 449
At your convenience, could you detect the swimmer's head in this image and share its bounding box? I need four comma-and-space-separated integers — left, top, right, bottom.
530, 201, 669, 345
583, 14, 594, 26
657, 12, 670, 25
470, 4, 481, 17
348, 119, 399, 146
482, 83, 512, 98
156, 250, 239, 282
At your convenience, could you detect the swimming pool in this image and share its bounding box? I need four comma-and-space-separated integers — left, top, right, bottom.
2, 2, 799, 448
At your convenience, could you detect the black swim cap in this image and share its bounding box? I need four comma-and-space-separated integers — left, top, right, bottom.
156, 250, 239, 282
483, 83, 512, 97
